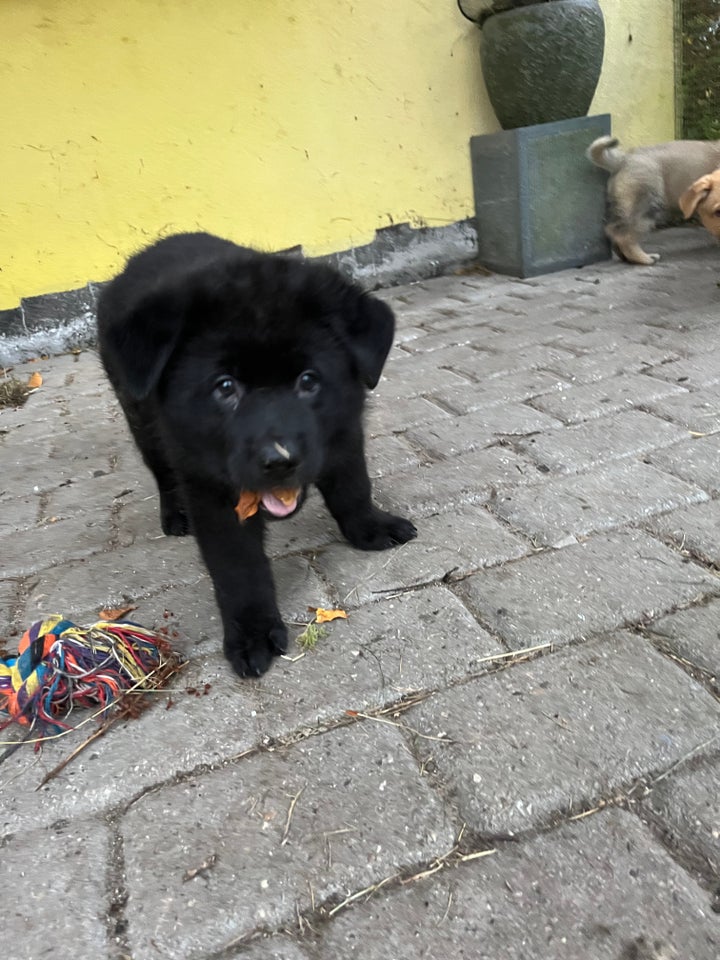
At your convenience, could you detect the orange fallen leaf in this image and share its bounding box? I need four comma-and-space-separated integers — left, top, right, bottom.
274, 487, 299, 506
314, 608, 348, 624
235, 490, 261, 521
27, 372, 43, 389
99, 604, 137, 621
234, 487, 300, 522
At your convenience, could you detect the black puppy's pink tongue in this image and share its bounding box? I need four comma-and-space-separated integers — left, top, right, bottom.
261, 490, 298, 517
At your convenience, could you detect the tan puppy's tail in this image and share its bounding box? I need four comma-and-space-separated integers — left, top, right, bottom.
586, 135, 625, 173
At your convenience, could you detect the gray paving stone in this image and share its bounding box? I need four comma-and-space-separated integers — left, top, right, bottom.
392, 323, 425, 343
406, 403, 562, 459
405, 634, 720, 836
0, 512, 112, 577
486, 319, 568, 345
645, 599, 720, 678
383, 342, 485, 376
365, 394, 450, 435
315, 505, 530, 607
534, 324, 630, 355
431, 369, 570, 416
24, 535, 206, 624
113, 489, 170, 547
642, 388, 720, 434
491, 461, 708, 547
396, 324, 491, 354
43, 470, 150, 524
0, 405, 64, 444
543, 343, 679, 386
374, 355, 472, 403
516, 409, 687, 474
265, 491, 345, 558
1, 440, 85, 498
374, 446, 542, 519
230, 937, 310, 960
1, 819, 111, 960
647, 435, 720, 495
455, 529, 719, 649
0, 577, 19, 635
490, 316, 604, 344
121, 723, 455, 957
315, 809, 719, 959
639, 325, 720, 358
272, 554, 335, 621
531, 373, 686, 425
646, 345, 720, 389
446, 343, 577, 382
365, 431, 423, 477
48, 425, 126, 465
1, 653, 260, 833
641, 756, 720, 879
254, 585, 502, 736
129, 578, 223, 660
646, 498, 720, 566
0, 493, 38, 535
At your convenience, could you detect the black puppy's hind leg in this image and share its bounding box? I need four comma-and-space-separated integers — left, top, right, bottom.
318, 425, 417, 551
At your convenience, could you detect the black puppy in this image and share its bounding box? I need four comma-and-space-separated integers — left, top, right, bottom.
97, 232, 416, 676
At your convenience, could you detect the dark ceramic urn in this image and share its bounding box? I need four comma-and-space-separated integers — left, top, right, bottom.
480, 0, 605, 130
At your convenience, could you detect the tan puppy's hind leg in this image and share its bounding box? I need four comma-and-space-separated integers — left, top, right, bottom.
607, 228, 661, 266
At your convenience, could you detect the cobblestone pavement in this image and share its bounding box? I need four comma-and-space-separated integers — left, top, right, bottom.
1, 227, 720, 959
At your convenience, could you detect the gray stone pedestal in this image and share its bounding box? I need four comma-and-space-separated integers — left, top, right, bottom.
470, 114, 611, 278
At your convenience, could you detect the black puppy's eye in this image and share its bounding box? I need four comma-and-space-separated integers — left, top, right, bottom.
296, 370, 320, 397
213, 376, 241, 404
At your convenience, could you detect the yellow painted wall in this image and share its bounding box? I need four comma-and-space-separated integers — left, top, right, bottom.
0, 0, 675, 308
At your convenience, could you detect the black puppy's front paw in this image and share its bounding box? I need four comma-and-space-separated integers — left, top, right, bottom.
159, 491, 190, 536
343, 508, 417, 551
224, 617, 288, 678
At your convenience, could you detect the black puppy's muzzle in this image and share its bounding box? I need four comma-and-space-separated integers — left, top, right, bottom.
260, 440, 300, 481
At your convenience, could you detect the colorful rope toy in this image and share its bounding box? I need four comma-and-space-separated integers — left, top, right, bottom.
0, 614, 174, 739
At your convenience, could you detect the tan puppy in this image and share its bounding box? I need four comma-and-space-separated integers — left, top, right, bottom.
587, 135, 720, 264
678, 169, 720, 239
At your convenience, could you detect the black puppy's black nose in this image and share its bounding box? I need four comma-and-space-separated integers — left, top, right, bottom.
260, 440, 299, 473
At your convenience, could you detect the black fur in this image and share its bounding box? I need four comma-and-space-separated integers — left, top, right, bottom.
97, 232, 416, 677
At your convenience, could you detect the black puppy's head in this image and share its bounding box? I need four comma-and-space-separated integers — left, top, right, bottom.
98, 243, 395, 512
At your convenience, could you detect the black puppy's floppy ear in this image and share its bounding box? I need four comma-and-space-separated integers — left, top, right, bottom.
345, 292, 395, 389
98, 286, 184, 400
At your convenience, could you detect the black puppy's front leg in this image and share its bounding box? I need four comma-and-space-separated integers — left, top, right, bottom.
318, 425, 417, 550
121, 403, 190, 536
185, 489, 287, 676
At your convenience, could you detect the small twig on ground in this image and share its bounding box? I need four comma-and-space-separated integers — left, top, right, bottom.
35, 718, 115, 790
346, 710, 465, 744
281, 785, 305, 846
437, 891, 453, 926
182, 853, 218, 882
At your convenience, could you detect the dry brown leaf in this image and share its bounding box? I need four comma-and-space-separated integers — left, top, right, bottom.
273, 487, 299, 506
99, 604, 137, 621
314, 607, 348, 624
235, 487, 300, 521
27, 371, 43, 389
235, 490, 261, 521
